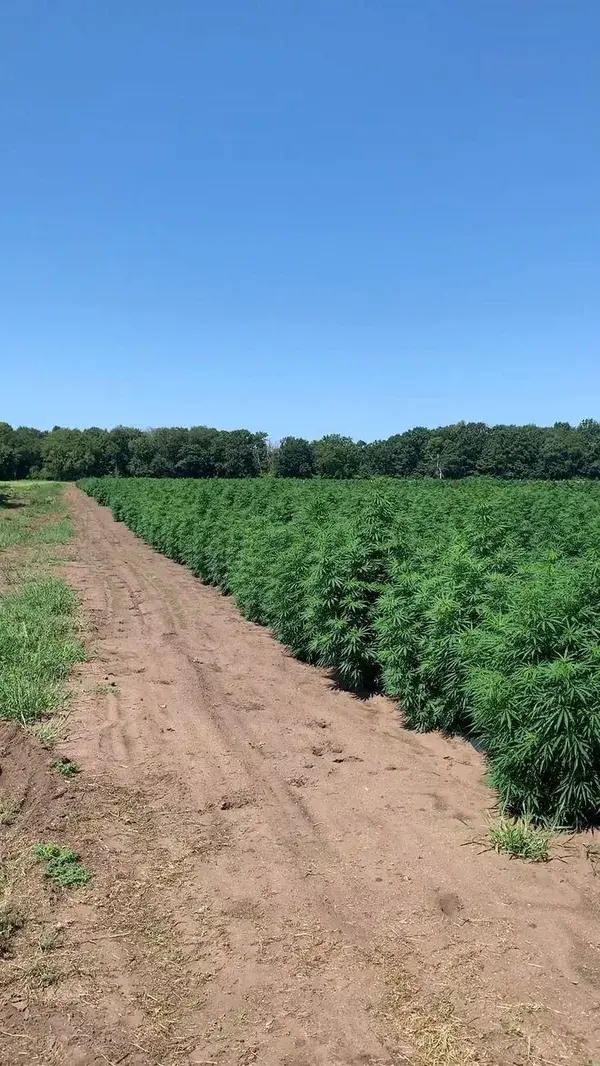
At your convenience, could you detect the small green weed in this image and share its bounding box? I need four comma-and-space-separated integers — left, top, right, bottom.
33, 843, 91, 887
52, 756, 80, 777
489, 816, 554, 862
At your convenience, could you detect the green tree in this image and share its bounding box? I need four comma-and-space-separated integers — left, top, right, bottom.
578, 419, 600, 478
274, 437, 315, 477
477, 425, 543, 479
40, 428, 110, 480
12, 427, 44, 478
537, 424, 585, 480
364, 428, 430, 477
212, 431, 268, 478
175, 426, 219, 477
105, 426, 143, 476
313, 435, 361, 479
0, 423, 15, 479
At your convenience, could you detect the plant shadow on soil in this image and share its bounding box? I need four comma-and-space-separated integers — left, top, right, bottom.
0, 494, 26, 509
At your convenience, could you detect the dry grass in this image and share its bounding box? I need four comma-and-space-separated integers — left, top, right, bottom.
26, 711, 70, 750
89, 682, 121, 696
0, 843, 32, 967
0, 791, 23, 826
585, 842, 600, 875
373, 951, 482, 1065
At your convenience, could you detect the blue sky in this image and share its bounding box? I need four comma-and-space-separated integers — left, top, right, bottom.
1, 1, 598, 441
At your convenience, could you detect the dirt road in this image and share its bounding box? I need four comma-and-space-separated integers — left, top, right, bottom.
3, 486, 599, 1066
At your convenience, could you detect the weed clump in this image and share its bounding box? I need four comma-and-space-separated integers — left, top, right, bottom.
33, 844, 91, 887
52, 757, 80, 777
488, 816, 554, 862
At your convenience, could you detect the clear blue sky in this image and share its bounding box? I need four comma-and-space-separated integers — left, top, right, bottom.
1, 1, 598, 441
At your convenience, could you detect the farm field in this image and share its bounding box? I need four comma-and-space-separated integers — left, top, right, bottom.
84, 475, 600, 828
1, 480, 600, 1066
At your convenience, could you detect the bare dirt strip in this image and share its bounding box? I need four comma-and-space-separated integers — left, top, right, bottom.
1, 485, 599, 1066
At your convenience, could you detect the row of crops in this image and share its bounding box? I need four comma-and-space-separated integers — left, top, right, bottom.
81, 476, 600, 828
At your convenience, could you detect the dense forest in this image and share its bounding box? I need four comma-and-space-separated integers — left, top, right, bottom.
2, 419, 600, 481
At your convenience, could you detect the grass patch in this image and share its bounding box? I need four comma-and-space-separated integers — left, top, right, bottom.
0, 481, 83, 725
33, 843, 91, 887
52, 756, 80, 777
0, 481, 71, 548
0, 579, 85, 722
376, 951, 479, 1066
27, 715, 68, 749
489, 815, 554, 862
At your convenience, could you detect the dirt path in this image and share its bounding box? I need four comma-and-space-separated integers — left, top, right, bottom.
3, 486, 599, 1066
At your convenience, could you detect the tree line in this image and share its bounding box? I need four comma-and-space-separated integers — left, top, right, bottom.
2, 419, 600, 481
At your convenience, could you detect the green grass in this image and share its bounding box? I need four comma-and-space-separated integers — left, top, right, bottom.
0, 482, 84, 725
489, 815, 555, 862
33, 843, 91, 887
0, 579, 85, 723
